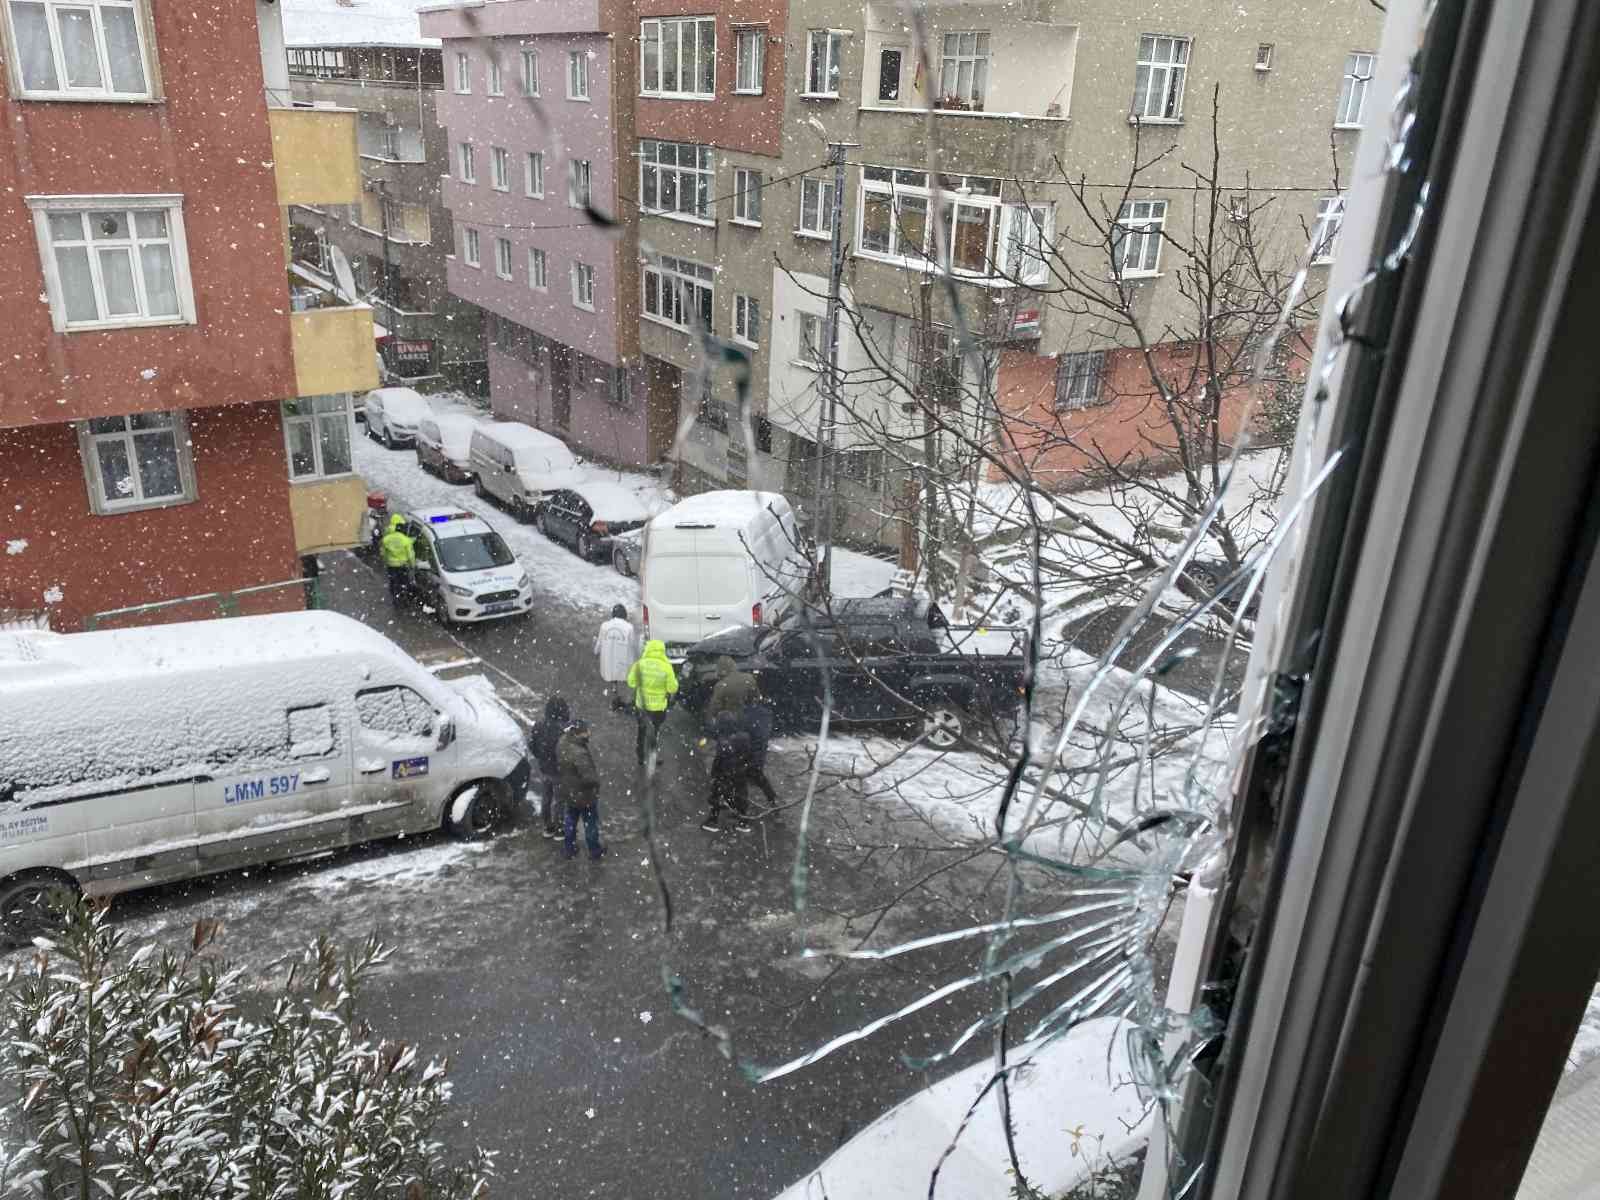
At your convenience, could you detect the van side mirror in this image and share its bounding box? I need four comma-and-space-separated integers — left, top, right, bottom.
435, 716, 456, 750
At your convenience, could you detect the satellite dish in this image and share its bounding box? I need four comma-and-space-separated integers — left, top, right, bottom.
330, 245, 358, 303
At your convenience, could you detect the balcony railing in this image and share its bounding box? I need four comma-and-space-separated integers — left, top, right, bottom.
269, 106, 361, 208
290, 304, 379, 398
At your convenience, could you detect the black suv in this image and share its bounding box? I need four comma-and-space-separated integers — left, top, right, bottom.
679, 598, 1028, 748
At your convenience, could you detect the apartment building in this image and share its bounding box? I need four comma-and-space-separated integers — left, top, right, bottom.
0, 0, 376, 630
282, 0, 487, 391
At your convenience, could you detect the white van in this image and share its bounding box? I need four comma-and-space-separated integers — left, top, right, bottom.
468, 422, 584, 521
0, 611, 528, 931
416, 413, 482, 483
639, 490, 810, 657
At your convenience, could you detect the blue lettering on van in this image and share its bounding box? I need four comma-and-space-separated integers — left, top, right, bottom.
0, 814, 48, 842
223, 774, 299, 805
392, 756, 429, 780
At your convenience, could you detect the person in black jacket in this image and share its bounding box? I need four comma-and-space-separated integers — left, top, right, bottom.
526, 695, 571, 840
739, 698, 778, 807
701, 710, 754, 834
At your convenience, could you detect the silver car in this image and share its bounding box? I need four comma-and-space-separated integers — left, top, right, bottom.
610, 527, 642, 577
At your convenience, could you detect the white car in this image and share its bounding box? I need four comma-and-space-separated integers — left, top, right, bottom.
395, 507, 534, 624
416, 413, 482, 483
365, 387, 433, 449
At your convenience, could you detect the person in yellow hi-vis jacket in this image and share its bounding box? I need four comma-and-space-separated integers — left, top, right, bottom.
626, 639, 678, 766
379, 514, 415, 606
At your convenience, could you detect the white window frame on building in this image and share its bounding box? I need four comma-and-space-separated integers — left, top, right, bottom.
640, 16, 716, 99
1112, 198, 1166, 277
487, 53, 503, 95
567, 49, 589, 100
77, 410, 195, 515
733, 293, 760, 348
855, 168, 1041, 281
571, 261, 595, 311
1131, 33, 1190, 122
27, 193, 195, 332
2, 0, 154, 101
938, 31, 990, 111
641, 253, 714, 332
1311, 196, 1345, 263
1001, 203, 1053, 286
1054, 350, 1106, 411
568, 158, 592, 208
796, 311, 826, 369
281, 394, 355, 481
805, 29, 844, 97
454, 50, 470, 93
521, 48, 539, 96
494, 236, 513, 279
491, 146, 510, 191
733, 167, 762, 226
734, 25, 764, 94
528, 247, 547, 291
798, 176, 834, 238
458, 141, 475, 183
639, 139, 714, 222
462, 226, 481, 267
525, 150, 545, 197
379, 126, 399, 160
1336, 50, 1375, 128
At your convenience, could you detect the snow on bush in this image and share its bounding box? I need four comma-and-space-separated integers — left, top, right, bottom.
0, 903, 493, 1198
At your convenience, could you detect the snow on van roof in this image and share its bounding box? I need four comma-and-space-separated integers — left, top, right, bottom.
474, 422, 570, 451
650, 490, 789, 529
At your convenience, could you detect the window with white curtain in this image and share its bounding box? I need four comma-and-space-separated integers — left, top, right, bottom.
6, 0, 152, 99
29, 196, 192, 331
734, 27, 764, 93
282, 395, 354, 480
805, 30, 843, 96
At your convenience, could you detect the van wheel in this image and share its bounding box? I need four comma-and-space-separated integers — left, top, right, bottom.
0, 871, 81, 947
917, 697, 968, 750
474, 477, 488, 500
446, 782, 506, 839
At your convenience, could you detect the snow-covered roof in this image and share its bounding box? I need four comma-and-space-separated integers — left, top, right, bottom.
650, 489, 789, 531
568, 479, 651, 522
281, 0, 440, 50
366, 387, 433, 417
477, 422, 571, 453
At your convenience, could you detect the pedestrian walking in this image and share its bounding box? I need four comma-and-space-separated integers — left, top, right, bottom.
379, 514, 415, 605
526, 695, 571, 839
626, 639, 678, 765
594, 604, 639, 712
740, 697, 778, 807
701, 710, 754, 833
556, 719, 605, 860
705, 655, 758, 725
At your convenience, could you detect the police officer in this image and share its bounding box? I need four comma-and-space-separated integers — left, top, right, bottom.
379, 514, 415, 605
626, 639, 679, 766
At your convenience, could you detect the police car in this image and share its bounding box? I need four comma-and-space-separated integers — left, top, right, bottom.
395, 507, 534, 624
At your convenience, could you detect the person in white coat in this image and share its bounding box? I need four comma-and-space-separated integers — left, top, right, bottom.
594, 604, 639, 711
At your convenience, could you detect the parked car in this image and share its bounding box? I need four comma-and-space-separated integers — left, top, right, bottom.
1185, 557, 1263, 620
364, 387, 432, 449
678, 597, 1027, 748
535, 481, 652, 561
468, 423, 584, 521
639, 490, 810, 658
393, 506, 533, 624
416, 414, 481, 483
611, 528, 642, 577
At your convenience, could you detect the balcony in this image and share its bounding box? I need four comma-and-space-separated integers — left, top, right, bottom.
289, 475, 369, 555
290, 303, 380, 397
269, 106, 362, 208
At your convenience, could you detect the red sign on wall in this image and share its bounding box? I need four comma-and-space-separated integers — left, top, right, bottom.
378, 337, 434, 376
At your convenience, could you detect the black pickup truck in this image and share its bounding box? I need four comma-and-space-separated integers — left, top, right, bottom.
678, 598, 1028, 747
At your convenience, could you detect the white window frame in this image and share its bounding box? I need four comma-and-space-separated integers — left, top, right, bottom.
1311, 196, 1345, 264
639, 16, 717, 100
528, 247, 548, 291
733, 167, 762, 226
733, 293, 760, 348
487, 54, 503, 95
3, 0, 156, 102
1001, 203, 1053, 286
639, 139, 714, 222
458, 141, 476, 183
281, 394, 356, 481
798, 176, 834, 238
27, 193, 195, 332
1112, 198, 1167, 277
1336, 50, 1375, 128
938, 31, 990, 110
490, 146, 510, 192
795, 311, 826, 369
805, 29, 844, 98
494, 235, 513, 280
734, 25, 764, 94
567, 49, 589, 100
855, 167, 1023, 280
462, 226, 480, 267
521, 48, 539, 96
568, 159, 592, 208
379, 126, 400, 160
1131, 33, 1190, 122
571, 261, 595, 311
525, 150, 545, 198
640, 253, 714, 332
77, 410, 195, 514
1054, 350, 1105, 412
454, 50, 470, 93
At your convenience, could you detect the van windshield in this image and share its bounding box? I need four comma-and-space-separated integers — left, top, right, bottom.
438, 533, 515, 572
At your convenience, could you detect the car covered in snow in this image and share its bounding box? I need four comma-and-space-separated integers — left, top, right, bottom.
0, 611, 528, 940
364, 387, 433, 449
535, 480, 653, 561
416, 413, 482, 483
394, 507, 533, 624
468, 422, 584, 521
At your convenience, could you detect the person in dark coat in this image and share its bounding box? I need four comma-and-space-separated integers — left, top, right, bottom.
701, 710, 753, 834
556, 720, 604, 860
705, 655, 759, 725
739, 698, 778, 807
526, 695, 571, 839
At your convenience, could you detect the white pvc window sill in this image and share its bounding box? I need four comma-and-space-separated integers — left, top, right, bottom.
642, 313, 694, 335
859, 105, 1070, 123
1333, 122, 1364, 130
1128, 114, 1183, 125
639, 91, 716, 102
731, 217, 762, 229
60, 315, 194, 335
794, 229, 831, 242
799, 91, 840, 100
644, 210, 716, 228
733, 88, 764, 96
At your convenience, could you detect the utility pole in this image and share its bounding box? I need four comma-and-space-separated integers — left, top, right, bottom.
812, 139, 858, 597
